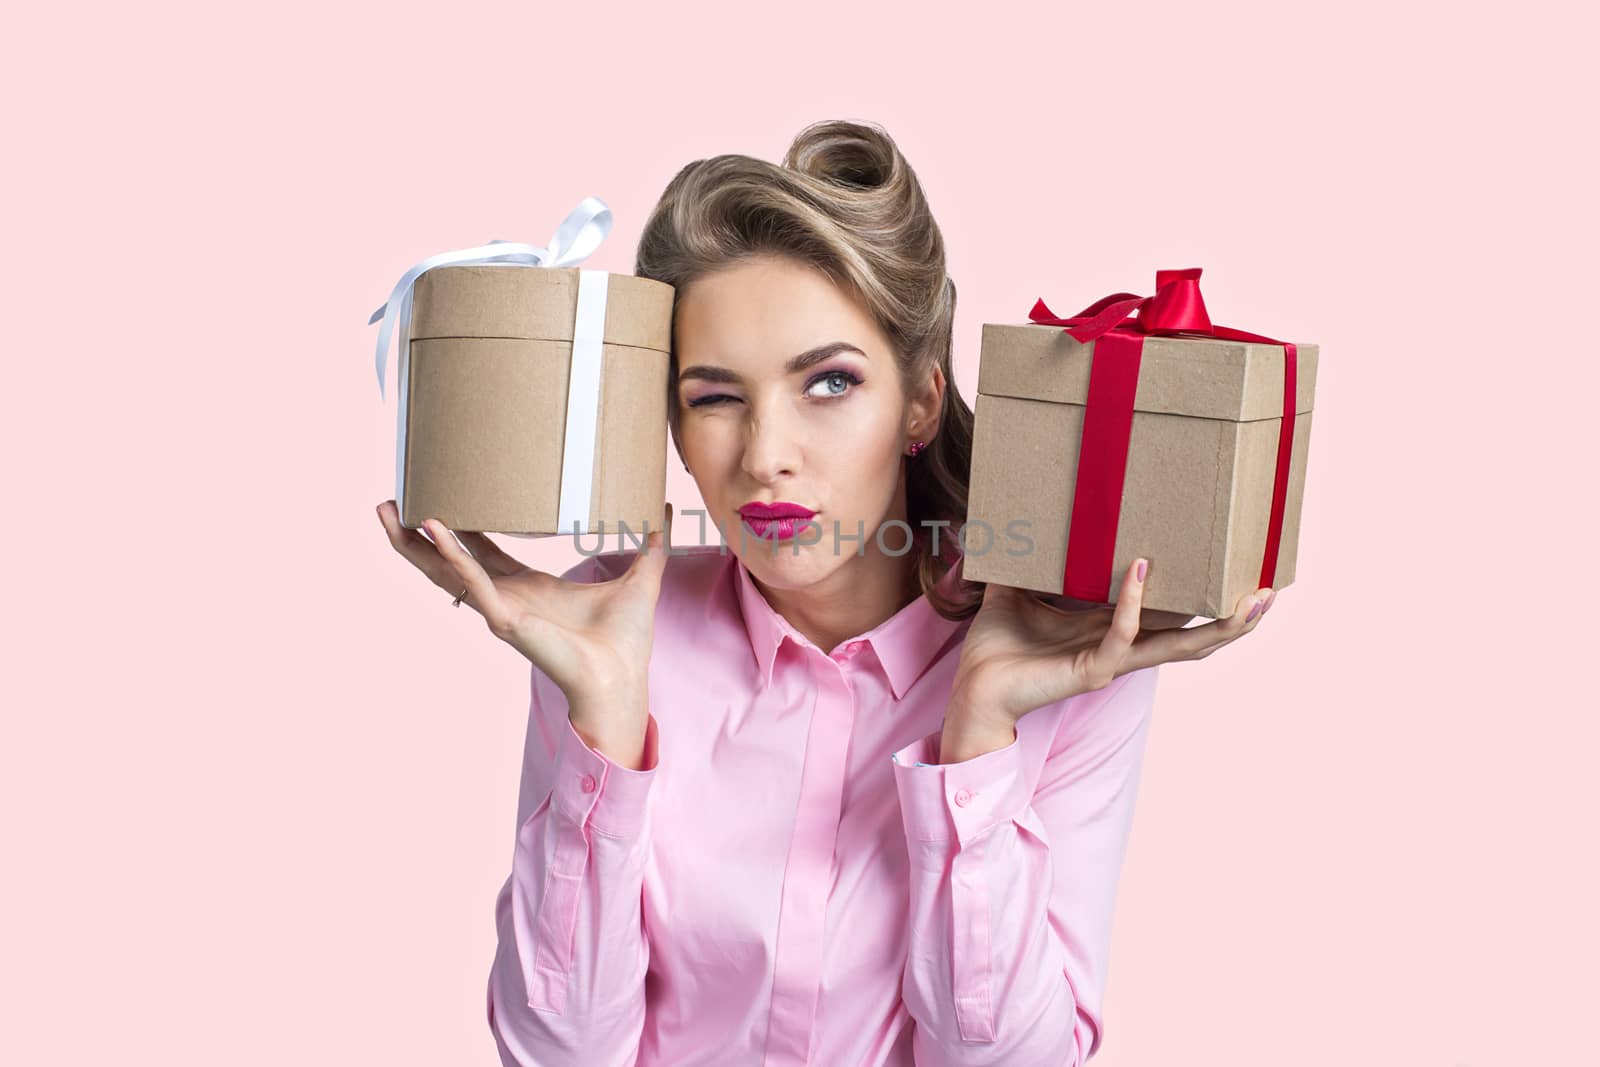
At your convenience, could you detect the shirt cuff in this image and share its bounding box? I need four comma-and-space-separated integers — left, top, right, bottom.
551, 712, 660, 838
891, 729, 1030, 848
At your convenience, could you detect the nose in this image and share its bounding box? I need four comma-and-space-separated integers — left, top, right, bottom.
740, 400, 801, 486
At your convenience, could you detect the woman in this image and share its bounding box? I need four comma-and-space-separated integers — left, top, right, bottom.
377, 120, 1275, 1066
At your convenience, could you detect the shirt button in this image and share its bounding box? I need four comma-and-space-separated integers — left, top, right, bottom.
580, 774, 597, 794
954, 787, 974, 807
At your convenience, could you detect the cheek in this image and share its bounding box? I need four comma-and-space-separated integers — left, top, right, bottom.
849, 397, 908, 456
679, 418, 739, 472
822, 411, 905, 492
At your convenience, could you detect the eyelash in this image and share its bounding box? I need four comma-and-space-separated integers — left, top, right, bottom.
686, 370, 863, 408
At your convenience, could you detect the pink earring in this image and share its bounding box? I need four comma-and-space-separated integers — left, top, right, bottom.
906, 441, 926, 457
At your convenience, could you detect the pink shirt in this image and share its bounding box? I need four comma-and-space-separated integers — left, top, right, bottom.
486, 542, 1159, 1066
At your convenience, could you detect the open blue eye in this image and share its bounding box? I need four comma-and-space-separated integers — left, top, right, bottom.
804, 370, 862, 400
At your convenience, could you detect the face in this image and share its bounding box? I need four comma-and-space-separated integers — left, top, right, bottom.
673, 255, 943, 594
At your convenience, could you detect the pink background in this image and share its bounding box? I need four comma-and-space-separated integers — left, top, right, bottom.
7, 2, 1594, 1064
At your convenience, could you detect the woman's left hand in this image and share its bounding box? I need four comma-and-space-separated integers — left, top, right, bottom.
948, 557, 1276, 734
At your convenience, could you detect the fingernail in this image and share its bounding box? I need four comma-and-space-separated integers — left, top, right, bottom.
1246, 599, 1262, 622
1264, 590, 1277, 613
1136, 559, 1147, 582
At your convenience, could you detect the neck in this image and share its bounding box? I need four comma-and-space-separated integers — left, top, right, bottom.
753, 542, 921, 656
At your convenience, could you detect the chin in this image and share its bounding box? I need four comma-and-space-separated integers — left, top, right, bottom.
734, 538, 843, 590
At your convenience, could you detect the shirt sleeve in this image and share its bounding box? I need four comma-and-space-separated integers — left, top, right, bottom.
485, 656, 661, 1067
889, 666, 1158, 1065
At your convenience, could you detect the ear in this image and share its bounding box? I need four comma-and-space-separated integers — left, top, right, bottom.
907, 363, 946, 443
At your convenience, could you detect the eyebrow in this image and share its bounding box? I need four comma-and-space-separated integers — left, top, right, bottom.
677, 342, 866, 386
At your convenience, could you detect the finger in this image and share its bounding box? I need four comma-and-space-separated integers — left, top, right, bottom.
453, 530, 522, 578
1230, 585, 1272, 635
626, 501, 673, 589
378, 499, 430, 553
423, 518, 509, 626
1079, 557, 1147, 686
1122, 585, 1272, 671
378, 501, 463, 590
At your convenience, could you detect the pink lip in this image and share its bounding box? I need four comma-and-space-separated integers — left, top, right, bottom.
741, 516, 812, 541
737, 502, 818, 543
738, 501, 817, 520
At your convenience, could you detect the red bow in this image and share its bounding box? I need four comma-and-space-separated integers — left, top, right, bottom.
1028, 268, 1298, 606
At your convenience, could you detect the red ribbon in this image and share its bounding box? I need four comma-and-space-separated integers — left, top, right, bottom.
1028, 268, 1298, 605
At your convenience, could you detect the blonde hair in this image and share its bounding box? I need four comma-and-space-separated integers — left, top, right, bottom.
634, 119, 982, 620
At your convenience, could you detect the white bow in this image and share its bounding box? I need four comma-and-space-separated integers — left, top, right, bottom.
368, 195, 612, 400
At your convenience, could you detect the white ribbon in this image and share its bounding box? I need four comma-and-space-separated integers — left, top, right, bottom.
368, 196, 615, 535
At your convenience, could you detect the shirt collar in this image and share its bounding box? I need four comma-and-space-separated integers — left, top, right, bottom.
731, 547, 968, 701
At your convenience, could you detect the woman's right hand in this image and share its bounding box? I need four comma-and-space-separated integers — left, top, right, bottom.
376, 499, 673, 714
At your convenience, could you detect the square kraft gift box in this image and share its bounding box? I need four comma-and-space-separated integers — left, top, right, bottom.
962, 269, 1318, 619
370, 199, 674, 537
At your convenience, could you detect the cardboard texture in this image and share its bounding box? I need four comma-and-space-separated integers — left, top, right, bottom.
397, 264, 674, 535
963, 325, 1318, 618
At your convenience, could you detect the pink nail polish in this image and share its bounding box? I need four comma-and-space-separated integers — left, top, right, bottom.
1246, 600, 1262, 622
1136, 559, 1148, 582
